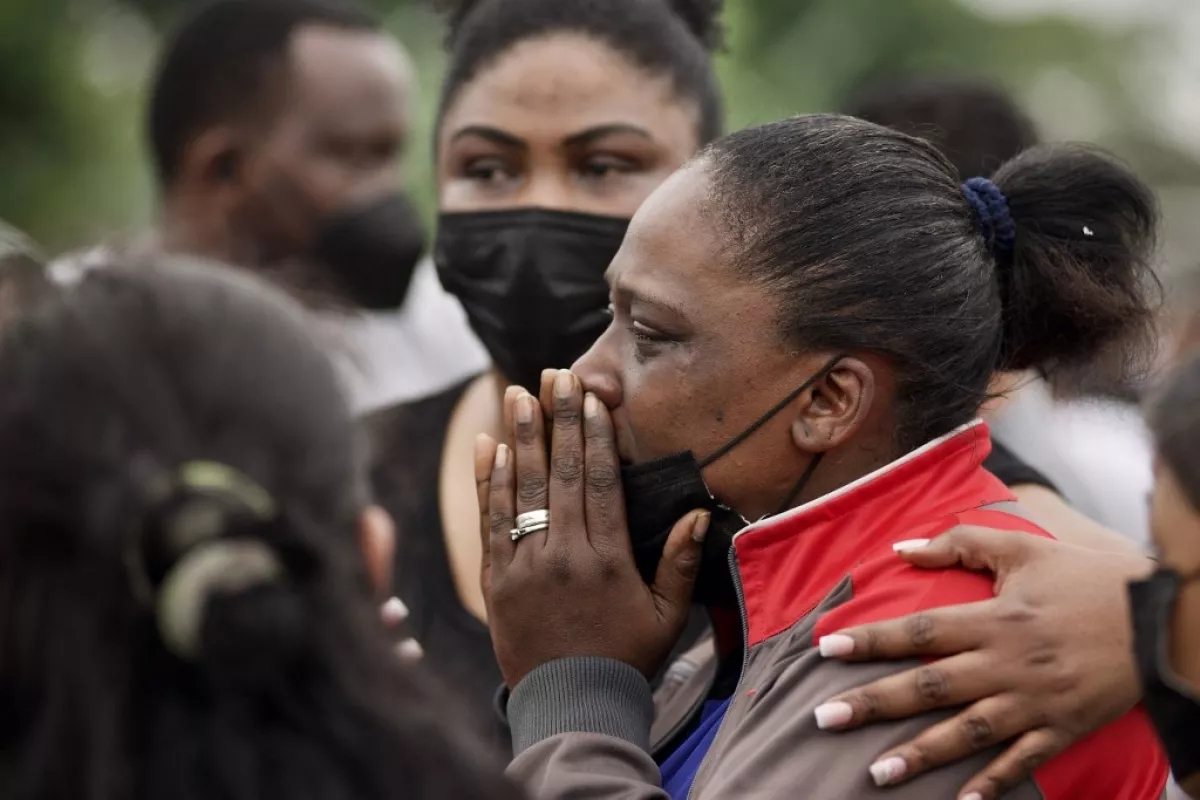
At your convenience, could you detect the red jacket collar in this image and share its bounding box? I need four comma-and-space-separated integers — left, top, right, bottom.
732, 421, 1010, 647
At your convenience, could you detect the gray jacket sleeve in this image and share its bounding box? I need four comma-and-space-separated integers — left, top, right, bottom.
505, 657, 668, 799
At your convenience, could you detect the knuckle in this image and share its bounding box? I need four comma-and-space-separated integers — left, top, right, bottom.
554, 394, 581, 421
552, 451, 584, 485
961, 713, 996, 748
1018, 743, 1053, 774
850, 691, 882, 723
914, 666, 951, 705
489, 510, 511, 535
900, 742, 933, 773
584, 463, 620, 493
1023, 645, 1058, 669
862, 626, 883, 658
998, 599, 1040, 626
905, 613, 937, 647
516, 474, 549, 505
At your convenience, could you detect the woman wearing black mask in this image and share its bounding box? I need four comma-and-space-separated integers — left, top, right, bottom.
1133, 352, 1200, 797
365, 0, 722, 753
369, 0, 1167, 786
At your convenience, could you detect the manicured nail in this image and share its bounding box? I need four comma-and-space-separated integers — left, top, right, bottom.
961, 794, 983, 800
396, 638, 424, 662
869, 756, 907, 786
892, 538, 931, 552
818, 634, 855, 657
555, 369, 573, 398
516, 394, 534, 424
813, 701, 853, 730
584, 393, 599, 418
495, 443, 509, 468
692, 511, 711, 543
381, 597, 408, 625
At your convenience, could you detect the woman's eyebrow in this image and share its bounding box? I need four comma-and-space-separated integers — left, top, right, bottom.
449, 125, 528, 150
562, 124, 654, 149
612, 281, 688, 320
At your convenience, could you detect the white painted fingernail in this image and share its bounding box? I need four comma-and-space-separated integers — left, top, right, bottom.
818, 634, 855, 657
381, 597, 409, 625
869, 756, 907, 786
962, 793, 984, 800
396, 638, 423, 662
892, 538, 931, 552
813, 701, 853, 730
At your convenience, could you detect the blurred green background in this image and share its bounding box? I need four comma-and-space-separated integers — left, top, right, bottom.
3, 0, 1199, 271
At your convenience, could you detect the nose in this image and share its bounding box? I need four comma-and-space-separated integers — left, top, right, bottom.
572, 326, 622, 411
519, 172, 578, 213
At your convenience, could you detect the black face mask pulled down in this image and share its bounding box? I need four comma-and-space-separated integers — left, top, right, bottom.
622, 357, 845, 610
312, 192, 427, 311
1129, 567, 1200, 785
435, 209, 627, 394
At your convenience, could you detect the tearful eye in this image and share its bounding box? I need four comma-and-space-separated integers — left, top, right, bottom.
631, 320, 668, 343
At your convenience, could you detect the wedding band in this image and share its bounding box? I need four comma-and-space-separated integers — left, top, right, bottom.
510, 509, 550, 542
515, 510, 550, 528
510, 522, 549, 541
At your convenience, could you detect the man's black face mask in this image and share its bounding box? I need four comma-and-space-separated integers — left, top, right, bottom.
312, 192, 427, 310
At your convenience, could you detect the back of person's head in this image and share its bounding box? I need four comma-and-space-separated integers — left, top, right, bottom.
841, 75, 1039, 180
702, 114, 1157, 451
436, 0, 725, 145
148, 0, 380, 187
1149, 352, 1200, 510
0, 258, 520, 800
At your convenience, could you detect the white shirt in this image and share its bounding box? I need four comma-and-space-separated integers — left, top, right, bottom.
990, 379, 1152, 547
318, 257, 489, 415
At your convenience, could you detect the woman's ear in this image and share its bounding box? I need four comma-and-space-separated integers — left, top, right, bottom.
358, 504, 396, 598
790, 357, 875, 454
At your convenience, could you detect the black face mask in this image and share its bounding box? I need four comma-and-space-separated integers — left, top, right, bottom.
1129, 566, 1200, 785
435, 209, 627, 393
312, 193, 427, 311
622, 356, 845, 609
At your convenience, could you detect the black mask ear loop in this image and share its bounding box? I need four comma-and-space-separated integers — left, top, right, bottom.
695, 355, 847, 516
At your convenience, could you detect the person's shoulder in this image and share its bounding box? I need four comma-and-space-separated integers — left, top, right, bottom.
813, 507, 1051, 640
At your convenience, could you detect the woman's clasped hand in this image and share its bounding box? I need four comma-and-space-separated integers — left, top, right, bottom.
475, 369, 707, 687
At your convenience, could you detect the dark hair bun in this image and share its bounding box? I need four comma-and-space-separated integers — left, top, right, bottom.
992, 143, 1160, 385
664, 0, 725, 50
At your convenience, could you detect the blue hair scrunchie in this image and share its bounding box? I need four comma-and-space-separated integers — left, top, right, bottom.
961, 176, 1016, 262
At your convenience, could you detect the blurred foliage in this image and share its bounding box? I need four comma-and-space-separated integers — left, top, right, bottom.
0, 0, 1195, 251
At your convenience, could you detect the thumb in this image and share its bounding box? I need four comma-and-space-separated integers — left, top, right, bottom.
651, 510, 709, 619
896, 525, 1033, 576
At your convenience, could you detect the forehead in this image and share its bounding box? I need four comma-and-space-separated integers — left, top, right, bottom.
439, 33, 699, 148
285, 25, 412, 124
611, 164, 757, 308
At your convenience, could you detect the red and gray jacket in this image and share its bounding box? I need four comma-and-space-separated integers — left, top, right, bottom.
506, 422, 1169, 798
